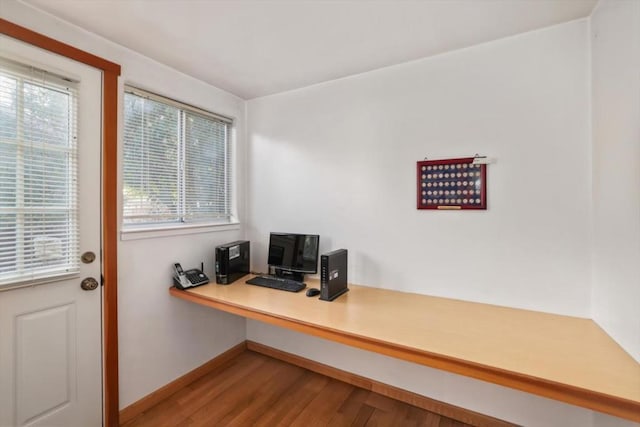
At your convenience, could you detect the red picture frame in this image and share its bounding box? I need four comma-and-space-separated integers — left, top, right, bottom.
417, 157, 487, 210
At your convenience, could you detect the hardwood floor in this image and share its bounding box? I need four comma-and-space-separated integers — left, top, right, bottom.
122, 351, 475, 427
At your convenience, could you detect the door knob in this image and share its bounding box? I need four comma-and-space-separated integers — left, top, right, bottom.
80, 277, 99, 291
81, 251, 96, 264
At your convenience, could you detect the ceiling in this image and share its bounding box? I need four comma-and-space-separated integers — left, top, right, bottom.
24, 0, 597, 100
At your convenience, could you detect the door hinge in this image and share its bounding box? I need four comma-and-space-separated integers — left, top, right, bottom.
101, 275, 105, 286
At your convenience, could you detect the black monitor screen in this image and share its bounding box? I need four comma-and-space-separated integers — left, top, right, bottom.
268, 232, 319, 274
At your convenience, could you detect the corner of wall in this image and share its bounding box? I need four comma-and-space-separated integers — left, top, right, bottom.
586, 0, 595, 321
242, 99, 250, 240
587, 0, 640, 362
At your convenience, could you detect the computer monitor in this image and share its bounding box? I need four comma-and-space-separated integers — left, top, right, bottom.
268, 232, 319, 280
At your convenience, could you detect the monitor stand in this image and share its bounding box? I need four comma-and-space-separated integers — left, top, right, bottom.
273, 268, 305, 282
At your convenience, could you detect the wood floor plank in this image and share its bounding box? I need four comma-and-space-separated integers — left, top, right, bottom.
328, 387, 372, 425
187, 357, 286, 425
122, 393, 187, 427
253, 370, 330, 427
176, 352, 265, 407
224, 362, 308, 426
424, 413, 444, 427
288, 379, 355, 426
389, 401, 412, 426
140, 352, 268, 425
366, 391, 398, 411
440, 417, 459, 427
204, 360, 297, 426
351, 403, 377, 426
139, 350, 261, 422
172, 417, 195, 427
407, 406, 442, 427
365, 408, 397, 426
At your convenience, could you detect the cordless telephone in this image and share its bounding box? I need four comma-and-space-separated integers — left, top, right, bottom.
173, 262, 209, 289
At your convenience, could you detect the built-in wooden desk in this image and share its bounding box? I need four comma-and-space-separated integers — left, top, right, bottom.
170, 277, 640, 422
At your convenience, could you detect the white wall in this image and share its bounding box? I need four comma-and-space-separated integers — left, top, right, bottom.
590, 0, 640, 363
0, 0, 247, 408
245, 20, 603, 426
247, 20, 592, 317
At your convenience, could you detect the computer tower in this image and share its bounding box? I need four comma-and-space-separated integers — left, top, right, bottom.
215, 240, 250, 284
320, 249, 348, 301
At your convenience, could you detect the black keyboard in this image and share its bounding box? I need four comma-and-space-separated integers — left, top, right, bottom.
245, 276, 306, 292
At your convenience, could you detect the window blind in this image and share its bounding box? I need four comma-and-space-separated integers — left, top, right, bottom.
184, 111, 230, 221
123, 88, 232, 227
0, 59, 79, 287
122, 93, 180, 223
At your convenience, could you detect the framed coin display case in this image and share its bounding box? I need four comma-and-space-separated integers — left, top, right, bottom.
417, 157, 487, 210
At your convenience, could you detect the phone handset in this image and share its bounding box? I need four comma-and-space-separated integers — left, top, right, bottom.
173, 263, 190, 288
173, 262, 210, 289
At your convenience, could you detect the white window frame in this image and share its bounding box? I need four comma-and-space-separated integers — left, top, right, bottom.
120, 86, 238, 240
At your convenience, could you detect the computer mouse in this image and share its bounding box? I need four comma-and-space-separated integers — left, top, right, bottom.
306, 288, 320, 297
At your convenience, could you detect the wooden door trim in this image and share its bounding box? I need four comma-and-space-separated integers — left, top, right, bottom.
1, 18, 121, 427
102, 69, 120, 427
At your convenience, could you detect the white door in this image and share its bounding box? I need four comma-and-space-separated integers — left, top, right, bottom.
0, 35, 103, 427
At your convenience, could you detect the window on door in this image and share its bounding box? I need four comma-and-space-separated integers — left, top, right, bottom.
0, 59, 79, 287
122, 87, 234, 232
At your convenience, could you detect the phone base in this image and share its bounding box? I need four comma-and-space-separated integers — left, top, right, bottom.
173, 275, 209, 290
